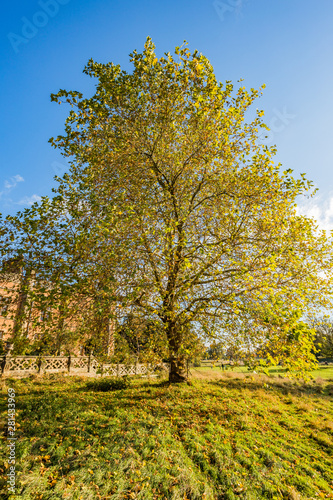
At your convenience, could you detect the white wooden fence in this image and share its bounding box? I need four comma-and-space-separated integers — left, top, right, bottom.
0, 355, 169, 378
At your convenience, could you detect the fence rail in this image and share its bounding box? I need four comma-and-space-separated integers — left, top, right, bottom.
0, 355, 169, 378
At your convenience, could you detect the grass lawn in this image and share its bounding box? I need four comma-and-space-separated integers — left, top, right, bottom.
0, 372, 332, 500
194, 365, 333, 381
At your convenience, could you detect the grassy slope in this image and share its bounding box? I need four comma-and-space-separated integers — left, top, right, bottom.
0, 372, 332, 500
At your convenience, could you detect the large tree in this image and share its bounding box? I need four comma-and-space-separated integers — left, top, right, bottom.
3, 38, 333, 380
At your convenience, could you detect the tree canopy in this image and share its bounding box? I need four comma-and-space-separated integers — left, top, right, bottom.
2, 38, 333, 381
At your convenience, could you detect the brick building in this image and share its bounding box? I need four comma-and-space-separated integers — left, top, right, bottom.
0, 260, 115, 356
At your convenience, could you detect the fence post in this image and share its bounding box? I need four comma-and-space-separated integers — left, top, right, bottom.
117, 363, 119, 377
88, 354, 91, 373
3, 355, 10, 377
68, 354, 71, 373
0, 355, 6, 377
38, 355, 42, 374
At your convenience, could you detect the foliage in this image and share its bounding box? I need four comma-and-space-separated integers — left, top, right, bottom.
251, 308, 319, 378
1, 38, 333, 381
0, 374, 332, 499
309, 316, 333, 358
115, 314, 169, 362
0, 340, 6, 355
206, 340, 225, 360
85, 376, 131, 392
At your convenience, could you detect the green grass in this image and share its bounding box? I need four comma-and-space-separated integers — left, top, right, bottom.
0, 372, 332, 500
308, 366, 333, 380
195, 364, 333, 380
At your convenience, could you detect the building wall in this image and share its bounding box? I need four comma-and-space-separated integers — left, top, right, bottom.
0, 274, 21, 349
0, 270, 115, 356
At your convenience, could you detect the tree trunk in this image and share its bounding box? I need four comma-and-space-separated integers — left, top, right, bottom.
167, 322, 187, 383
169, 353, 187, 383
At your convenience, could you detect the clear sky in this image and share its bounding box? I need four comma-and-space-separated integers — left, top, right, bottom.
1, 0, 333, 227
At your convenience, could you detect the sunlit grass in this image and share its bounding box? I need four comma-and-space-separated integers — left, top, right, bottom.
194, 364, 333, 380
0, 373, 332, 499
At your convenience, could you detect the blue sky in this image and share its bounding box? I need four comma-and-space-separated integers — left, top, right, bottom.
1, 0, 333, 227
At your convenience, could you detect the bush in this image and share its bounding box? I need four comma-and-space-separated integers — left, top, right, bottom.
85, 376, 131, 392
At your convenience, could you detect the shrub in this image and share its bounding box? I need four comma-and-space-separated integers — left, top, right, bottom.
85, 376, 131, 392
